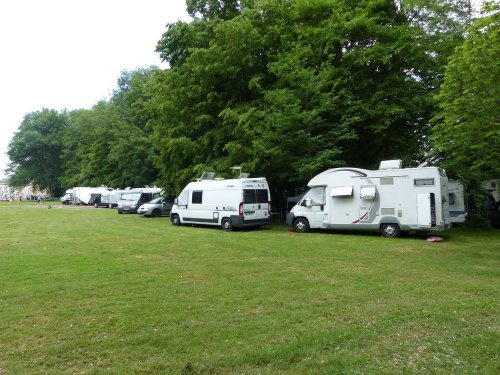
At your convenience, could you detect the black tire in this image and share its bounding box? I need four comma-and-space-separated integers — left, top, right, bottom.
151, 209, 161, 218
94, 203, 98, 208
294, 218, 310, 233
171, 214, 181, 226
221, 218, 233, 231
108, 203, 113, 209
380, 223, 401, 238
118, 211, 123, 214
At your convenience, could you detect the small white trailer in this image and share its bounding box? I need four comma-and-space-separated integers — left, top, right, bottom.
170, 172, 271, 231
286, 160, 451, 237
448, 180, 467, 224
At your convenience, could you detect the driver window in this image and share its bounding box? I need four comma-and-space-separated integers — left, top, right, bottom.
301, 187, 326, 206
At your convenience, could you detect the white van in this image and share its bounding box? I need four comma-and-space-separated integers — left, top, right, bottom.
286, 160, 451, 237
170, 173, 271, 231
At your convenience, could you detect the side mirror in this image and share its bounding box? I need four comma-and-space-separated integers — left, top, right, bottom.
305, 197, 312, 208
174, 198, 178, 205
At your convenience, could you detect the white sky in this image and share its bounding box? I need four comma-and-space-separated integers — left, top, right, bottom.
0, 0, 190, 179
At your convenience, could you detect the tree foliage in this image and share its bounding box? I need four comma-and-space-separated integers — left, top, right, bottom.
432, 2, 499, 186
7, 109, 68, 197
150, 0, 470, 196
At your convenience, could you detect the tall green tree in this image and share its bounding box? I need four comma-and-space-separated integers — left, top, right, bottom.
7, 109, 68, 197
432, 2, 499, 186
151, 0, 470, 198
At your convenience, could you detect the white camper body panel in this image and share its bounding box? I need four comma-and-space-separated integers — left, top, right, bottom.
72, 187, 111, 205
287, 164, 451, 237
448, 180, 467, 224
171, 178, 271, 230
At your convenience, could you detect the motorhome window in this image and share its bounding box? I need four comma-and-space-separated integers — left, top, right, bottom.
243, 190, 257, 204
177, 189, 189, 206
330, 186, 353, 197
360, 186, 376, 200
414, 178, 434, 186
301, 187, 325, 206
448, 193, 456, 205
192, 191, 203, 204
256, 189, 268, 203
380, 177, 394, 185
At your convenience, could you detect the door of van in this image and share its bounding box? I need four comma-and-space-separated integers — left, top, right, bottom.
417, 193, 436, 228
243, 189, 269, 221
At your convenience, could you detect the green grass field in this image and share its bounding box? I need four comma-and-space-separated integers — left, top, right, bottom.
0, 201, 499, 374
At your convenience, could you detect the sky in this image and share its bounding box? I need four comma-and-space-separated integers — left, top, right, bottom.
0, 0, 190, 179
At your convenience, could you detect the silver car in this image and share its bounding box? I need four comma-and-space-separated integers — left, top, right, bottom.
137, 197, 173, 217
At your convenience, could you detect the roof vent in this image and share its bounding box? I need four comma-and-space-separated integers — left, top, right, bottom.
239, 173, 250, 178
379, 160, 402, 170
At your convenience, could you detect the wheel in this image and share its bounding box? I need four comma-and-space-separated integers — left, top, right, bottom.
294, 218, 309, 233
151, 209, 161, 218
171, 214, 181, 226
108, 203, 113, 209
94, 203, 98, 208
221, 218, 233, 231
118, 211, 123, 214
380, 223, 401, 238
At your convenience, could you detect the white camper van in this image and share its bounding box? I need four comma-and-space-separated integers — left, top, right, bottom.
170, 173, 271, 231
117, 188, 162, 214
448, 180, 467, 224
286, 160, 451, 237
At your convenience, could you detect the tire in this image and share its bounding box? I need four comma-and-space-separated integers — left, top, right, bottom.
108, 203, 113, 209
380, 223, 401, 238
221, 218, 233, 231
151, 209, 161, 218
94, 203, 98, 208
171, 214, 181, 226
293, 218, 309, 233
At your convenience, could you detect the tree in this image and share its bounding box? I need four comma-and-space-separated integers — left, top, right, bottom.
7, 109, 68, 197
431, 2, 499, 186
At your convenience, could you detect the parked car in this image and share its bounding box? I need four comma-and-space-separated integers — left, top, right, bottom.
137, 197, 174, 217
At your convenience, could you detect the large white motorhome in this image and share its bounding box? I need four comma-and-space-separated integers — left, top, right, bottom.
62, 187, 112, 205
117, 188, 162, 214
286, 160, 451, 237
448, 180, 467, 224
92, 189, 128, 208
170, 173, 271, 231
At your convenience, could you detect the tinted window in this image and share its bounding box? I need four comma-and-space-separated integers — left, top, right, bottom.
243, 190, 256, 204
256, 189, 268, 203
192, 191, 203, 204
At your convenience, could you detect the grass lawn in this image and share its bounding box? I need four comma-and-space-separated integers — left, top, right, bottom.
0, 201, 499, 374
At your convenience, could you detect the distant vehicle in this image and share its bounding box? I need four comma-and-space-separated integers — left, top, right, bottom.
448, 180, 467, 224
92, 189, 127, 208
60, 190, 73, 205
286, 160, 452, 237
137, 197, 174, 217
170, 172, 271, 231
117, 188, 162, 214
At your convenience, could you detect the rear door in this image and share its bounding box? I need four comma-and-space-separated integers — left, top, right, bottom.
243, 188, 269, 221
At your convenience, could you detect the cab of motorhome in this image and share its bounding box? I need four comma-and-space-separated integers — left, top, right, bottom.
170, 173, 271, 231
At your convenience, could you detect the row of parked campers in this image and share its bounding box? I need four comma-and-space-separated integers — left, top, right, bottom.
169, 161, 453, 237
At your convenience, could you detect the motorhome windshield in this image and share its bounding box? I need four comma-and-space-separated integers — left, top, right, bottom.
301, 187, 326, 206
121, 192, 141, 201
